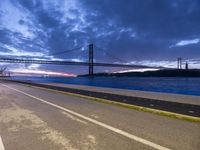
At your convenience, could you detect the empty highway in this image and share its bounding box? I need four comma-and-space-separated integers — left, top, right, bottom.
0, 80, 199, 150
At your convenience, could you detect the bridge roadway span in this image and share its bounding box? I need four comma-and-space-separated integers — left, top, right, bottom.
0, 80, 200, 150
0, 57, 164, 69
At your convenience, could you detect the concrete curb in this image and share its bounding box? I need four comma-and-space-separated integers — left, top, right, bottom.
32, 85, 200, 123
1, 78, 200, 123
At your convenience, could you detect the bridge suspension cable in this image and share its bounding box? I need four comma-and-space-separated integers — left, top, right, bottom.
0, 57, 166, 69
94, 45, 128, 63
51, 46, 84, 56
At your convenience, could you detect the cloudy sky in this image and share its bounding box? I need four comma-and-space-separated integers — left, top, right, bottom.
0, 0, 200, 75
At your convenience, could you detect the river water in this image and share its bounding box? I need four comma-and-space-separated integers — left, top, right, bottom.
10, 76, 200, 96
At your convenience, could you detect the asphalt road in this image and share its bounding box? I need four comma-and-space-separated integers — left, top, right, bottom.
0, 81, 199, 150
3, 79, 200, 117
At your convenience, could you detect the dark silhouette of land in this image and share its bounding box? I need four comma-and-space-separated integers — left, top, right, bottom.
79, 69, 200, 77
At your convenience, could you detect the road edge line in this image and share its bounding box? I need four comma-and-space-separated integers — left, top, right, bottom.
0, 136, 5, 150
1, 83, 171, 150
31, 85, 200, 123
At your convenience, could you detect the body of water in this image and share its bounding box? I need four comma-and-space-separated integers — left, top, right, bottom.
10, 76, 200, 96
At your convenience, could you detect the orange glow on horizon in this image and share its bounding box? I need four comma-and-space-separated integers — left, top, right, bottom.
10, 69, 77, 77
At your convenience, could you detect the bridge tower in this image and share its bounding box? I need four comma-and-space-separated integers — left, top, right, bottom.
88, 44, 94, 77
177, 57, 182, 69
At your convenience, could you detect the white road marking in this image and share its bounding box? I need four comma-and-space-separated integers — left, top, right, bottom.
0, 136, 5, 150
1, 83, 171, 150
90, 114, 99, 119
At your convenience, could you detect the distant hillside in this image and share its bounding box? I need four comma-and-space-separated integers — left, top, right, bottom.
79, 69, 200, 77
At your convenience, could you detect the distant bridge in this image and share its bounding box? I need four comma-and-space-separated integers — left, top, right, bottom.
0, 57, 164, 68
0, 44, 166, 76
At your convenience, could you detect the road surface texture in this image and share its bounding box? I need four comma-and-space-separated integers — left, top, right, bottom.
44, 83, 200, 105
0, 81, 199, 150
2, 79, 200, 118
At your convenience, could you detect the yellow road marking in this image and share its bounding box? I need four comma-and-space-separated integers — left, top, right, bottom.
30, 85, 200, 123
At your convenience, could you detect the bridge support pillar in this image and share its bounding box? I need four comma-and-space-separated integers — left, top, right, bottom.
88, 44, 94, 77
177, 57, 182, 69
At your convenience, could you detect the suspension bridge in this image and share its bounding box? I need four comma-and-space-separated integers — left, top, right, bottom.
0, 44, 166, 76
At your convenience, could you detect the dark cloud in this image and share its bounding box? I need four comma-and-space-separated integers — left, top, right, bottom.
79, 0, 200, 61
0, 29, 13, 45
0, 0, 200, 74
81, 0, 200, 38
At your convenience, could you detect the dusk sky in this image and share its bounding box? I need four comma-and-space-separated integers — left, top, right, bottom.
0, 0, 200, 75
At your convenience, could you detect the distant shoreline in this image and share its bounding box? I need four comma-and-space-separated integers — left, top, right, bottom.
79, 69, 200, 77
